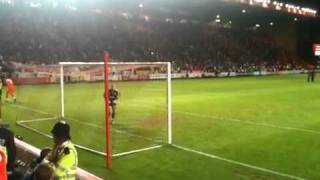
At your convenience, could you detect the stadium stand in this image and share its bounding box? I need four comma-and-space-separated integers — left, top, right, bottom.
0, 1, 306, 74
15, 138, 103, 180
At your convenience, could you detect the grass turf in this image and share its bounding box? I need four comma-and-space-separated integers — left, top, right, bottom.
3, 74, 320, 180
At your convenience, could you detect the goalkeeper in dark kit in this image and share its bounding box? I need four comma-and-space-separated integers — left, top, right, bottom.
105, 84, 120, 124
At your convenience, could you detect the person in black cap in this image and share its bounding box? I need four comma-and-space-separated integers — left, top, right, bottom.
50, 121, 71, 144
45, 121, 78, 180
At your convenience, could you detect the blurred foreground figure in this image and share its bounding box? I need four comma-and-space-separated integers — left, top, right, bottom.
0, 121, 16, 175
0, 145, 7, 180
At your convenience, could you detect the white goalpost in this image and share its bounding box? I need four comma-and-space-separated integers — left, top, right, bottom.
59, 53, 172, 168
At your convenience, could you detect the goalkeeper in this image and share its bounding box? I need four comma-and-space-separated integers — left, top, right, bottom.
108, 84, 120, 124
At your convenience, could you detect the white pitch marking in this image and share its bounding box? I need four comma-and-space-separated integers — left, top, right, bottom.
112, 145, 162, 157
17, 122, 52, 139
17, 117, 57, 123
113, 129, 163, 143
17, 119, 162, 158
16, 121, 107, 156
13, 104, 163, 144
10, 95, 312, 178
129, 103, 320, 136
176, 110, 320, 135
67, 117, 103, 129
11, 104, 51, 115
173, 144, 306, 180
66, 117, 163, 143
13, 102, 320, 136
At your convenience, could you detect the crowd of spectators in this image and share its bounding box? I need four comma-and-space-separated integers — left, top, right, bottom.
0, 2, 304, 74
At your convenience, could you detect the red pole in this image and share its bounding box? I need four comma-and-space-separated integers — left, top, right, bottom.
103, 51, 112, 169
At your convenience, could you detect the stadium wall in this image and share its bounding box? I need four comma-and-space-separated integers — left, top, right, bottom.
153, 70, 310, 79
12, 77, 51, 85
12, 69, 315, 85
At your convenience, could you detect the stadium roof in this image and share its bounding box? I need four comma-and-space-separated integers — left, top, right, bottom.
1, 0, 318, 23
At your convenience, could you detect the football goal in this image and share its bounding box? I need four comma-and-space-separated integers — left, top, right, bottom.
58, 52, 172, 168
16, 52, 172, 169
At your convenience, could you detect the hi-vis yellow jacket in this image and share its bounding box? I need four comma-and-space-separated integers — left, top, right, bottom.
51, 141, 78, 180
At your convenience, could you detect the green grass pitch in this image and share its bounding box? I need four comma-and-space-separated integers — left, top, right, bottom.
3, 74, 320, 180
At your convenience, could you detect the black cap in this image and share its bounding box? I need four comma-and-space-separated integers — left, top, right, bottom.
51, 121, 71, 139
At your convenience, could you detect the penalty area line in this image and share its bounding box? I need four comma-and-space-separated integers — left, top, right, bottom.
17, 117, 57, 123
172, 144, 305, 180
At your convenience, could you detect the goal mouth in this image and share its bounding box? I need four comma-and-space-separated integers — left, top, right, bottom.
14, 57, 172, 166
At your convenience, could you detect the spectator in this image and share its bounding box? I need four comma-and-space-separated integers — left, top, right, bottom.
0, 122, 16, 174
34, 163, 54, 180
23, 163, 54, 180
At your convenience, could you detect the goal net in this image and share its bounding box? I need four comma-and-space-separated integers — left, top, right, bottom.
15, 53, 172, 167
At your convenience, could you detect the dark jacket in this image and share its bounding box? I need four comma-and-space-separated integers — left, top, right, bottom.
0, 126, 16, 171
